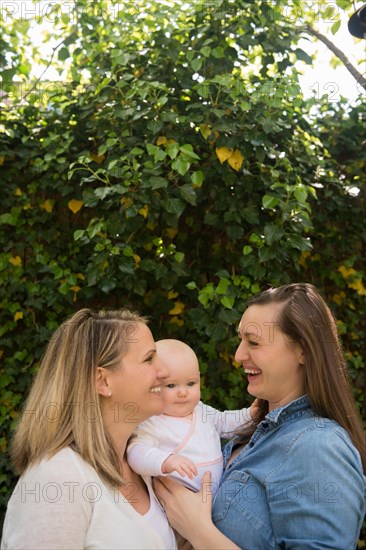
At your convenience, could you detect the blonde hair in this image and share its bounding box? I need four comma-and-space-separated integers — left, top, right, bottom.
11, 308, 147, 487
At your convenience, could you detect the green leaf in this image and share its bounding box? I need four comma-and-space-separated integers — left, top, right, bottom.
179, 184, 196, 205
216, 278, 230, 295
294, 188, 308, 204
294, 48, 313, 65
58, 47, 69, 61
94, 187, 112, 200
191, 170, 204, 187
221, 296, 235, 309
201, 46, 211, 58
147, 177, 168, 190
186, 281, 197, 290
331, 20, 341, 35
180, 144, 200, 160
161, 198, 185, 216
243, 245, 253, 255
0, 213, 17, 226
191, 57, 203, 72
166, 142, 180, 159
263, 223, 284, 244
174, 252, 185, 263
130, 147, 144, 155
262, 195, 280, 209
172, 158, 190, 176
74, 229, 85, 241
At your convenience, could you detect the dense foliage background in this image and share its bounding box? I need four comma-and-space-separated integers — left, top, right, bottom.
1, 0, 365, 541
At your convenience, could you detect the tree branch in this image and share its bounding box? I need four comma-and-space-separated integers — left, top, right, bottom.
305, 24, 366, 93
22, 30, 77, 102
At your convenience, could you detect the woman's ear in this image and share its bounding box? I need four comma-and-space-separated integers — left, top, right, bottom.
297, 347, 305, 366
95, 367, 112, 397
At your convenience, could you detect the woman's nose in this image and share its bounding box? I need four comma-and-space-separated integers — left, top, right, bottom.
235, 340, 249, 363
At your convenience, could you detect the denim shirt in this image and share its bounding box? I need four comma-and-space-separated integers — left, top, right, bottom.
212, 396, 366, 550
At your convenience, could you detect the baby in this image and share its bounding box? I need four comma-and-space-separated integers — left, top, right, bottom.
127, 339, 255, 495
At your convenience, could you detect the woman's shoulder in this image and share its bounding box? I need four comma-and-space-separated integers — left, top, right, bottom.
285, 417, 364, 470
21, 446, 97, 485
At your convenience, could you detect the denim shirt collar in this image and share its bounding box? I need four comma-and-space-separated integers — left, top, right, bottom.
265, 395, 310, 425
244, 395, 312, 449
224, 395, 312, 465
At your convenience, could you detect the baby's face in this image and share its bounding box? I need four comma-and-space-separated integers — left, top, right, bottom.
160, 358, 201, 418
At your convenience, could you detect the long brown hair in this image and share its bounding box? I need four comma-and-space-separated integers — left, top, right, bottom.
11, 308, 147, 487
239, 283, 366, 472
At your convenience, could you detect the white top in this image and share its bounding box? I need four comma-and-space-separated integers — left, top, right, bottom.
127, 401, 251, 495
1, 447, 177, 550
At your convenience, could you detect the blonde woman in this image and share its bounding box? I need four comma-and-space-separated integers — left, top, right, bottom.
1, 309, 177, 549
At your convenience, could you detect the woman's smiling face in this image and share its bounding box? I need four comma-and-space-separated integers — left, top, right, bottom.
106, 323, 169, 423
235, 302, 305, 411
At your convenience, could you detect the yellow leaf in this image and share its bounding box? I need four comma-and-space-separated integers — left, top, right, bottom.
40, 199, 54, 213
121, 197, 133, 208
133, 68, 143, 78
215, 146, 233, 164
219, 351, 230, 362
0, 156, 5, 166
169, 316, 184, 326
14, 311, 23, 322
169, 301, 185, 315
298, 251, 311, 267
232, 358, 241, 369
349, 279, 366, 296
91, 152, 105, 164
156, 136, 167, 146
68, 199, 83, 214
15, 188, 22, 196
227, 149, 244, 171
165, 228, 178, 239
208, 130, 219, 143
9, 256, 22, 266
332, 291, 345, 305
168, 290, 179, 299
138, 205, 149, 218
338, 265, 356, 279
133, 254, 141, 267
77, 273, 85, 280
70, 286, 81, 293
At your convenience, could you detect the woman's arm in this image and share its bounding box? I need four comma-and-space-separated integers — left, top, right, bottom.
153, 473, 240, 550
270, 428, 365, 549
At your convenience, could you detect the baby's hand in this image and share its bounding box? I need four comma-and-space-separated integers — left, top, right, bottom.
249, 398, 260, 420
162, 455, 198, 479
